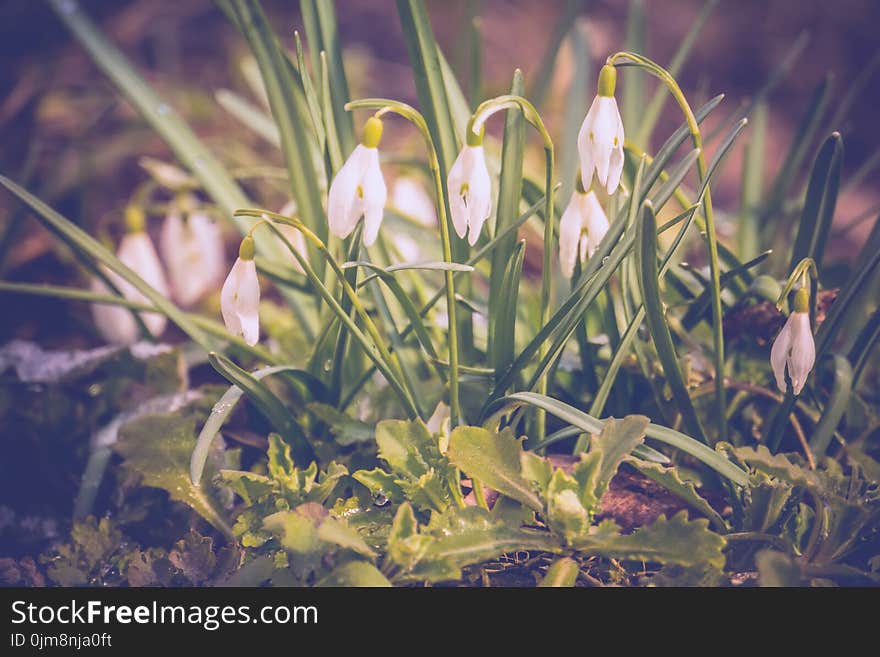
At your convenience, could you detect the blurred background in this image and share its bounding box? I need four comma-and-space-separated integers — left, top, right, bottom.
0, 0, 878, 345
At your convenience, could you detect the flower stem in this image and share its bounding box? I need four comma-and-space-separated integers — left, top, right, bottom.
469, 95, 555, 442
609, 51, 728, 442
348, 100, 462, 425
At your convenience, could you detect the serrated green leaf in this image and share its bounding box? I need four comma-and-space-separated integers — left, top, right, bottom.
375, 419, 439, 481
629, 460, 727, 531
219, 470, 275, 506
576, 415, 649, 511
316, 561, 391, 587
538, 557, 580, 587
403, 507, 556, 582
447, 426, 543, 511
387, 502, 433, 572
572, 512, 727, 569
546, 470, 590, 543
351, 468, 406, 505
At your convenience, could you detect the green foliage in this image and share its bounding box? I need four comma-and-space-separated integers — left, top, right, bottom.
6, 0, 880, 588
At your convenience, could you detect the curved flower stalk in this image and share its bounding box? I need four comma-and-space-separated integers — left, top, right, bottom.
327, 116, 387, 246
159, 200, 225, 307
447, 128, 492, 246
220, 235, 260, 346
577, 65, 625, 194
771, 287, 816, 396
558, 177, 610, 279
91, 208, 169, 345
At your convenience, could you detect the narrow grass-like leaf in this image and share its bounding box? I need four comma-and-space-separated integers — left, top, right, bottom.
637, 202, 707, 443
789, 133, 843, 273
215, 88, 281, 146
497, 392, 749, 486
738, 101, 766, 259
294, 31, 326, 157
229, 0, 328, 256
538, 557, 580, 587
492, 241, 526, 383
808, 355, 852, 457
300, 0, 355, 153
208, 353, 316, 467
48, 0, 249, 220
341, 261, 439, 360
190, 365, 326, 485
488, 70, 525, 360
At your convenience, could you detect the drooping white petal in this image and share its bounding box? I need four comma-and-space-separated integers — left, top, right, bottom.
447, 146, 471, 239
605, 103, 626, 193
360, 148, 387, 247
328, 144, 371, 239
582, 191, 610, 258
558, 192, 584, 279
465, 146, 492, 246
391, 177, 436, 227
91, 231, 169, 344
770, 316, 794, 393
90, 275, 139, 345
577, 95, 625, 194
787, 312, 815, 395
447, 145, 492, 246
220, 258, 261, 346
160, 211, 225, 307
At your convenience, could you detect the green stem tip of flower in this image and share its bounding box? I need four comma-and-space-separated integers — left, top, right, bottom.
466, 123, 485, 147
362, 116, 384, 148
124, 205, 145, 233
239, 234, 256, 261
793, 286, 810, 314
598, 64, 617, 97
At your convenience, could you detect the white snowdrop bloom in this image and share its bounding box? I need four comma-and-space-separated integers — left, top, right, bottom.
447, 129, 492, 246
391, 176, 436, 227
577, 64, 625, 195
327, 116, 387, 246
557, 186, 610, 278
770, 287, 815, 395
159, 209, 225, 307
220, 236, 260, 346
91, 224, 169, 345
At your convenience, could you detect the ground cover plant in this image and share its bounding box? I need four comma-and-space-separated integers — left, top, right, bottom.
1, 0, 878, 587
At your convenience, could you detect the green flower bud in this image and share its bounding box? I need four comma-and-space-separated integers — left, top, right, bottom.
239, 235, 256, 261
362, 116, 384, 148
793, 286, 810, 313
466, 124, 485, 147
597, 64, 617, 97
124, 205, 146, 233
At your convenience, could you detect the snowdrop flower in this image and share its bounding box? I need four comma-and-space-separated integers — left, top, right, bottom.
447, 127, 492, 246
391, 176, 436, 227
91, 209, 169, 345
558, 177, 610, 278
327, 116, 387, 246
220, 235, 260, 346
159, 206, 225, 307
577, 64, 625, 195
770, 287, 815, 395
